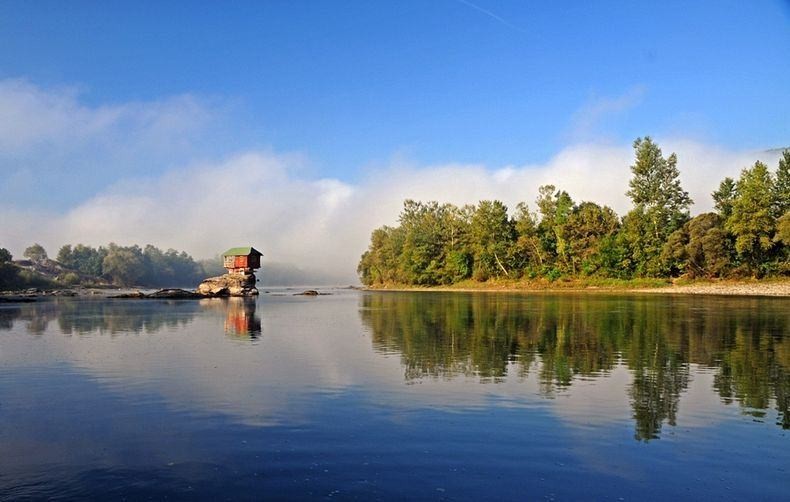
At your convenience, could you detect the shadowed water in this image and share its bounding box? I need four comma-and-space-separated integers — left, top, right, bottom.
0, 291, 787, 500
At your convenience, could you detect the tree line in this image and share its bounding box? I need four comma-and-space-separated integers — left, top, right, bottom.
0, 242, 216, 288
358, 138, 789, 285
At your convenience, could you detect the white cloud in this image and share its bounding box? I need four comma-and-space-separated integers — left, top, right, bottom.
0, 79, 222, 208
0, 79, 211, 153
568, 86, 646, 141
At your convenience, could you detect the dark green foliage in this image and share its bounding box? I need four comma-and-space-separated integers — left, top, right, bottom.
0, 262, 18, 289
357, 137, 789, 284
57, 244, 107, 277
558, 202, 620, 275
0, 248, 11, 263
662, 213, 731, 278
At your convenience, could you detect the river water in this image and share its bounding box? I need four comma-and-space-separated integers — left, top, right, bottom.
0, 290, 787, 500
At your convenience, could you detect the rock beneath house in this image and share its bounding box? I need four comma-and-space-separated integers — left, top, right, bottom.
197, 273, 259, 297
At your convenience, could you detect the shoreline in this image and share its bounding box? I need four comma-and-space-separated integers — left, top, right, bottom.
364, 279, 790, 297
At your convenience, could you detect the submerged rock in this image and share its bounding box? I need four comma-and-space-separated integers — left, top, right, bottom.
111, 288, 204, 299
197, 273, 259, 297
147, 288, 204, 299
293, 289, 331, 296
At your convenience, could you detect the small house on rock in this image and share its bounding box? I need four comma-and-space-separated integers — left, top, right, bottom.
222, 247, 262, 275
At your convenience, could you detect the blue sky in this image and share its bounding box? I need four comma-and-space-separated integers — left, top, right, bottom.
0, 0, 788, 271
2, 1, 788, 176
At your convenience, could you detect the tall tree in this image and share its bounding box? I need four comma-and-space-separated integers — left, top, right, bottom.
624, 137, 692, 276
725, 161, 776, 273
712, 177, 737, 220
535, 185, 574, 270
398, 200, 449, 285
440, 204, 474, 283
774, 149, 790, 217
512, 202, 544, 273
626, 137, 692, 219
469, 200, 514, 280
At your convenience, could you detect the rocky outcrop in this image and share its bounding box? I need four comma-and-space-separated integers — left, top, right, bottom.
197, 273, 258, 297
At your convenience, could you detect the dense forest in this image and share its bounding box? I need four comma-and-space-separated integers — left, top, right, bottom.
358, 138, 790, 285
0, 242, 216, 289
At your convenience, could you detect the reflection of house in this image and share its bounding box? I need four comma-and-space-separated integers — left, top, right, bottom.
222, 247, 262, 275
223, 297, 262, 340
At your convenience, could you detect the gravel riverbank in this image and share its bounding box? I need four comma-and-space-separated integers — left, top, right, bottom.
633, 281, 790, 297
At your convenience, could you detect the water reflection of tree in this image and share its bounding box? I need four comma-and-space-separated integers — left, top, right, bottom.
1, 299, 264, 341
360, 293, 790, 438
0, 299, 202, 335
56, 300, 200, 334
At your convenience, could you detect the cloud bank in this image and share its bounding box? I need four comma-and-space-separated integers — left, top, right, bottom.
0, 80, 781, 283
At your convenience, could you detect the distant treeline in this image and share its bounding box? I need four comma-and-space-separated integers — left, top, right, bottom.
0, 242, 224, 289
358, 138, 789, 285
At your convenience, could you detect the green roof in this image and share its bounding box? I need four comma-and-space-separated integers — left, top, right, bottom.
222, 246, 262, 257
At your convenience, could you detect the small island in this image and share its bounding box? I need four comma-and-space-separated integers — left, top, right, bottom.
197, 247, 262, 297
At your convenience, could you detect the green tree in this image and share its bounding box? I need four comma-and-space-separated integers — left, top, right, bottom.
469, 200, 515, 280
57, 244, 106, 277
774, 149, 790, 217
512, 202, 544, 273
773, 212, 790, 275
535, 185, 574, 272
725, 161, 776, 273
0, 248, 16, 290
623, 137, 692, 276
23, 243, 48, 262
440, 204, 474, 282
559, 202, 620, 275
399, 200, 450, 285
712, 177, 737, 220
102, 243, 146, 286
662, 213, 731, 278
358, 225, 405, 285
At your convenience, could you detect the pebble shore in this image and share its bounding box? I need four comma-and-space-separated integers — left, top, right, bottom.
634, 281, 790, 297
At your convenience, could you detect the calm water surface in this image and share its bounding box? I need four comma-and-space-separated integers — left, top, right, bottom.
0, 291, 788, 500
